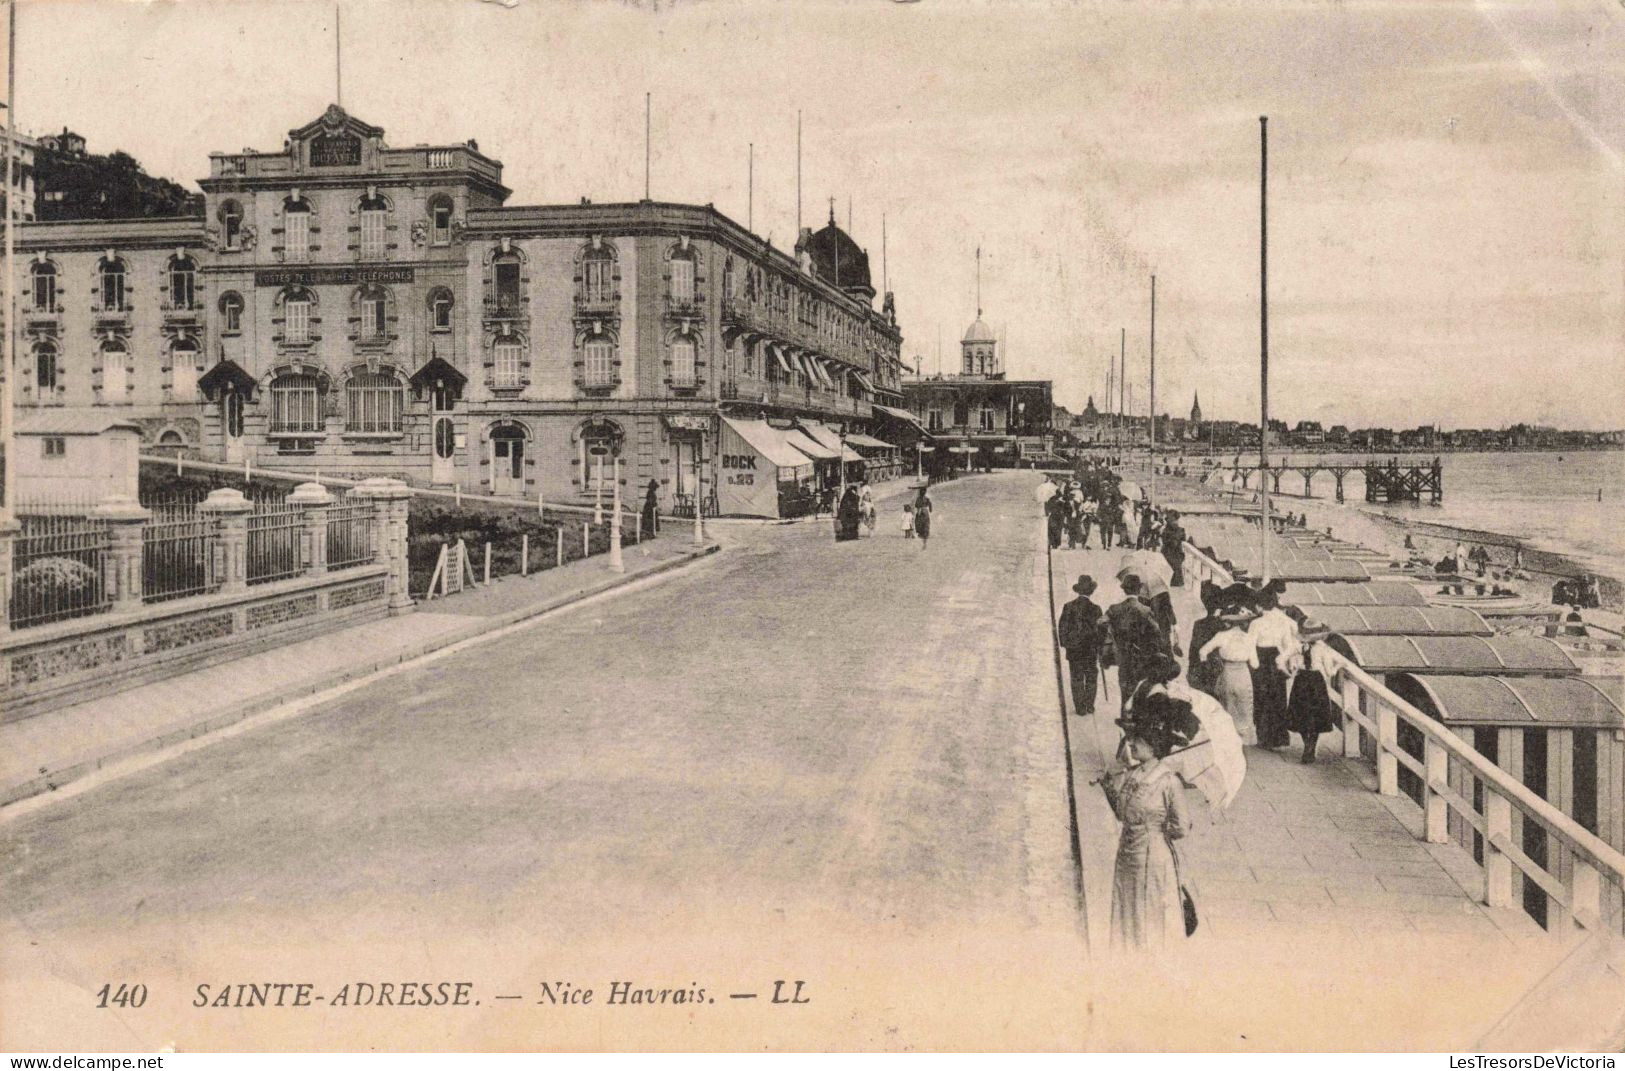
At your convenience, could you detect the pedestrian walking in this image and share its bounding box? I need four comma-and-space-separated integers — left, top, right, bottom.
1057, 575, 1105, 717
641, 479, 661, 537
1160, 509, 1187, 587
901, 502, 915, 538
913, 488, 933, 547
1200, 616, 1260, 746
834, 485, 862, 542
859, 482, 876, 535
1186, 582, 1227, 696
1247, 591, 1300, 750
1284, 623, 1336, 764
1106, 574, 1167, 701
1102, 720, 1191, 951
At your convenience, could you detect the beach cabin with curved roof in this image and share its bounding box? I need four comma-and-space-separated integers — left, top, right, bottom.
1309, 605, 1493, 637
1327, 634, 1578, 677
1281, 581, 1428, 607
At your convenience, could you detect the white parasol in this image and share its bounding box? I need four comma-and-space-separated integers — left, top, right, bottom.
1162, 683, 1248, 811
1118, 549, 1172, 586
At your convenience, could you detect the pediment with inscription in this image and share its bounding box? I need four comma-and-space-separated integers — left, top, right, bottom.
288, 104, 386, 168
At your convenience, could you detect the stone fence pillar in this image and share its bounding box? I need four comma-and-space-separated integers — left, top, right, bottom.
93, 496, 151, 613
289, 482, 333, 579
351, 477, 415, 614
0, 518, 18, 636
198, 488, 253, 594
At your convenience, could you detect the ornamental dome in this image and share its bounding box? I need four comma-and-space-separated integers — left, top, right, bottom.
962, 316, 995, 345
805, 214, 873, 299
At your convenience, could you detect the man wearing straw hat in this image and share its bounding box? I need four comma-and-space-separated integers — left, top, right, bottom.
1057, 574, 1106, 717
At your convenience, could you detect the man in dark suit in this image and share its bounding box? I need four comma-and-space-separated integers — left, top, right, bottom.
1106, 573, 1168, 704
1057, 574, 1105, 716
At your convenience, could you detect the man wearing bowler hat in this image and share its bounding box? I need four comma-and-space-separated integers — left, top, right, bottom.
1057, 574, 1106, 716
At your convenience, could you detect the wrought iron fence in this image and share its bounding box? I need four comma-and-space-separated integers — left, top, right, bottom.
10, 512, 113, 629
142, 503, 219, 604
325, 497, 377, 571
247, 499, 304, 585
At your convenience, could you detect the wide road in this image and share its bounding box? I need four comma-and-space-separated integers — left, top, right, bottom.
1, 473, 1085, 1050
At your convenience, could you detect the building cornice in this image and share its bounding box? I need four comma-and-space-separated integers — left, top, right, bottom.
12, 216, 206, 252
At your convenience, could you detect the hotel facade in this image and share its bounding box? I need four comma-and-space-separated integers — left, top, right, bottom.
9, 106, 906, 517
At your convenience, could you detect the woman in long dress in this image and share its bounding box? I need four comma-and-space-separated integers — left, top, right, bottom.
913, 489, 933, 547
1103, 727, 1191, 951
1285, 629, 1337, 764
1200, 619, 1259, 746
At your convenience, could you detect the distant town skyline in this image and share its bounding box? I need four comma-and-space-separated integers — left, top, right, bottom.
6, 0, 1622, 429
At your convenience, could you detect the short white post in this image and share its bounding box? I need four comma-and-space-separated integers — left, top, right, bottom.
521, 533, 529, 576
556, 526, 564, 568
594, 457, 604, 524
244, 453, 251, 483
1423, 736, 1449, 843
455, 482, 462, 508
608, 458, 625, 573
1341, 675, 1362, 757
1376, 700, 1399, 796
582, 521, 589, 557
483, 542, 491, 585
1484, 792, 1514, 908
537, 488, 544, 521
635, 510, 643, 543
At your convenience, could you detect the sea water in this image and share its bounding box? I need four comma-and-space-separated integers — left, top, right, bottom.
1367, 451, 1625, 578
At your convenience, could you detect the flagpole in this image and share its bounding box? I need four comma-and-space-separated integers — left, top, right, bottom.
1260, 115, 1271, 583
1149, 273, 1157, 503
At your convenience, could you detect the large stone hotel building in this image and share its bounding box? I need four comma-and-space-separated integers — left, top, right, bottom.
10, 106, 907, 516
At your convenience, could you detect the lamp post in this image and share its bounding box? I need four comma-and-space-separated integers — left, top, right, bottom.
692, 437, 706, 547
593, 452, 604, 523
608, 455, 624, 572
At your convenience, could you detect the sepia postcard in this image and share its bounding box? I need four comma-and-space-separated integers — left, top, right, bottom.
0, 0, 1622, 1054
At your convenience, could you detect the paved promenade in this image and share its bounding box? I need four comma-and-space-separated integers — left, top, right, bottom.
1, 474, 1082, 1051
1049, 539, 1580, 1049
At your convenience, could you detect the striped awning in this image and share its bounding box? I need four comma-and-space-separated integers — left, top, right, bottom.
769, 342, 793, 375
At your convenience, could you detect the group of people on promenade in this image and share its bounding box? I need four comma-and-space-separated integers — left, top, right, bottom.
1052, 478, 1343, 951
831, 480, 935, 547
1037, 464, 1188, 575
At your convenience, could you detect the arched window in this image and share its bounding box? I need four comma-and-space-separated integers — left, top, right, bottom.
282, 287, 313, 343
428, 195, 454, 245
170, 338, 201, 398
100, 340, 128, 397
220, 291, 245, 334
284, 199, 311, 261
583, 338, 614, 388
34, 342, 58, 392
269, 373, 323, 434
359, 194, 388, 260
669, 249, 695, 306
169, 255, 198, 309
346, 371, 404, 433
583, 246, 615, 307
358, 284, 388, 339
99, 258, 128, 310
427, 287, 454, 332
670, 337, 697, 389
493, 251, 522, 312
492, 338, 523, 389
30, 261, 57, 311
220, 200, 245, 249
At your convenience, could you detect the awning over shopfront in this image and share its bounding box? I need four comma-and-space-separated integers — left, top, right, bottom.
809, 357, 836, 391
785, 428, 840, 461
798, 422, 863, 463
769, 343, 793, 375
851, 371, 876, 395
719, 416, 816, 518
873, 403, 927, 433
845, 433, 895, 450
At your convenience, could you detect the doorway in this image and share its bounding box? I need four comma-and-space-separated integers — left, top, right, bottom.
491, 424, 526, 495
431, 385, 457, 485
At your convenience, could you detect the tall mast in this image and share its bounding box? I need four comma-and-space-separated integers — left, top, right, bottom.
644, 92, 651, 200
796, 110, 802, 236
747, 142, 753, 231
1260, 115, 1271, 582
1149, 273, 1157, 501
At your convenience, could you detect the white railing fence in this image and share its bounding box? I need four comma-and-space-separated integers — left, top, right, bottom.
1183, 541, 1625, 938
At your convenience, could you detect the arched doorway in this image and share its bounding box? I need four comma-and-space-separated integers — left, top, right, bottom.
489, 423, 527, 496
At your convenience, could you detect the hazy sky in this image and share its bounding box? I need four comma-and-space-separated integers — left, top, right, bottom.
11, 0, 1623, 428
